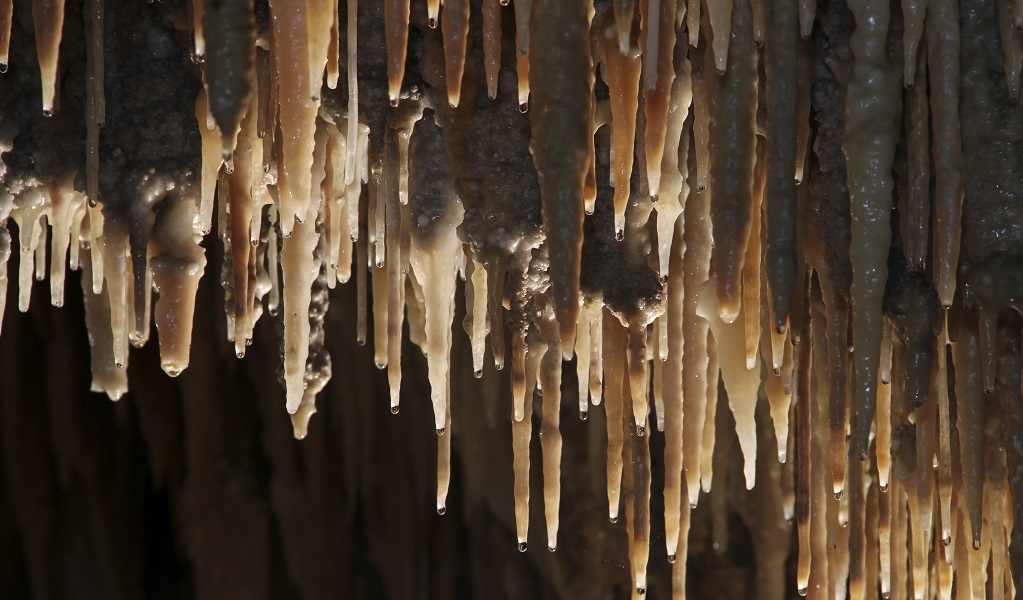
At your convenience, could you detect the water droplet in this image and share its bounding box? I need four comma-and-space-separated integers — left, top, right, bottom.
114, 361, 124, 369
164, 366, 182, 378
437, 506, 446, 515
473, 369, 483, 379
942, 536, 951, 547
499, 0, 509, 5
579, 410, 588, 421
547, 545, 556, 552
236, 350, 245, 359
637, 424, 645, 437
517, 542, 527, 552
609, 515, 618, 524
666, 553, 675, 564
690, 504, 697, 510
518, 102, 529, 113
390, 405, 399, 415
389, 97, 399, 108
973, 538, 981, 550
881, 592, 891, 600
834, 489, 844, 500
42, 108, 54, 118
879, 482, 889, 493
436, 427, 446, 436
615, 229, 625, 242
374, 360, 386, 369
428, 17, 437, 28
798, 587, 808, 597
0, 62, 8, 73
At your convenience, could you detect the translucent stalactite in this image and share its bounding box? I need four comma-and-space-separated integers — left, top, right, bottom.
700, 333, 719, 493
511, 328, 542, 550
682, 173, 711, 507
80, 247, 128, 401
384, 0, 411, 103
409, 118, 465, 432
661, 217, 684, 561
535, 298, 563, 552
640, 0, 676, 197
465, 256, 489, 378
442, 0, 470, 107
281, 215, 320, 414
32, 0, 65, 114
575, 304, 591, 419
482, 0, 502, 99
697, 277, 759, 489
705, 0, 732, 74
344, 0, 359, 185
742, 141, 764, 369
603, 310, 628, 521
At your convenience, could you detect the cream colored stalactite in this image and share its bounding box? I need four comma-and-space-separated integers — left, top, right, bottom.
326, 0, 339, 89
344, 0, 359, 184
32, 0, 65, 114
465, 256, 489, 378
587, 299, 604, 404
845, 0, 898, 459
682, 180, 711, 504
150, 191, 206, 378
384, 0, 411, 103
272, 0, 318, 233
603, 309, 628, 521
226, 103, 260, 356
742, 139, 764, 369
535, 297, 563, 552
641, 0, 677, 196
514, 0, 532, 110
10, 187, 48, 313
383, 140, 405, 413
409, 195, 465, 434
46, 177, 85, 307
511, 330, 542, 550
99, 220, 132, 371
613, 0, 636, 54
442, 0, 470, 107
599, 18, 642, 238
80, 247, 128, 401
281, 213, 320, 414
662, 215, 685, 561
575, 303, 591, 418
196, 90, 223, 235
654, 59, 692, 283
697, 276, 759, 489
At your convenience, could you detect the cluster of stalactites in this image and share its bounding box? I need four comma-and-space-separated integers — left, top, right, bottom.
0, 0, 1019, 598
